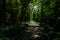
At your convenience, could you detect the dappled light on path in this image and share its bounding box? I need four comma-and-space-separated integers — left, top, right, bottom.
25, 20, 44, 39
28, 20, 40, 26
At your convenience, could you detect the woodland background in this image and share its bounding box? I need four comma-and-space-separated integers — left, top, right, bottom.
0, 0, 60, 40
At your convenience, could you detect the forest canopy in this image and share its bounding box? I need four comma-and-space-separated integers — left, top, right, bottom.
0, 0, 60, 40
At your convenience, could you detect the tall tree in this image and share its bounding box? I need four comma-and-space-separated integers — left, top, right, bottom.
19, 0, 31, 24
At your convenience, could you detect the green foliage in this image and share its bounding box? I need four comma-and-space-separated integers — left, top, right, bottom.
0, 0, 60, 40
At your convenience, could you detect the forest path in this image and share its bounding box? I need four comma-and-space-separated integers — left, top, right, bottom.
24, 20, 44, 39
